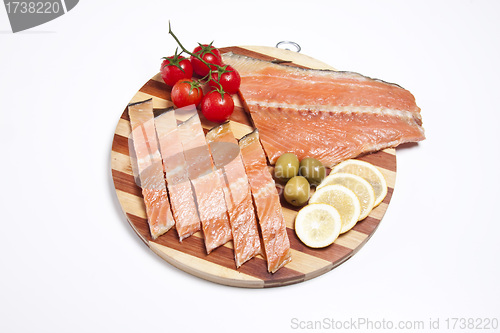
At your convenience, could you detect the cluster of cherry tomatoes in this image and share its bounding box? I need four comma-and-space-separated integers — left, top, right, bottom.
160, 43, 241, 123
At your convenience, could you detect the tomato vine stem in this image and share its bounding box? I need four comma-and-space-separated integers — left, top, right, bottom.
168, 21, 225, 92
168, 22, 199, 62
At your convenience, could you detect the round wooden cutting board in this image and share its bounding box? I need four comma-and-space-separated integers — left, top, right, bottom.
110, 46, 397, 288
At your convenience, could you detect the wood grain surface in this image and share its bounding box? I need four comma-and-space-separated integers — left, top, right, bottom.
110, 46, 397, 288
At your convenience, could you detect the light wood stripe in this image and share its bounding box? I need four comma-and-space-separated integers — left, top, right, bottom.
383, 147, 396, 155
116, 189, 146, 219
228, 121, 253, 139
150, 73, 163, 83
369, 202, 389, 220
282, 207, 298, 229
380, 169, 396, 187
335, 230, 369, 250
232, 95, 243, 108
234, 45, 336, 70
129, 91, 172, 108
111, 150, 134, 176
287, 249, 332, 274
115, 118, 131, 138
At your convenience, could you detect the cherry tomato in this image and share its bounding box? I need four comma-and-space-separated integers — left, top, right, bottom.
171, 79, 203, 108
209, 65, 241, 94
201, 90, 234, 123
160, 54, 193, 87
190, 44, 223, 77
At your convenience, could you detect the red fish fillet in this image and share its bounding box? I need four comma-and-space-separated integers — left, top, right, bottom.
154, 109, 201, 241
128, 99, 174, 239
239, 129, 291, 273
206, 122, 262, 268
222, 52, 425, 167
177, 106, 232, 253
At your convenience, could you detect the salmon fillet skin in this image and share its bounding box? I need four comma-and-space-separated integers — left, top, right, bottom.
128, 99, 175, 239
206, 122, 262, 268
222, 52, 425, 167
239, 129, 292, 273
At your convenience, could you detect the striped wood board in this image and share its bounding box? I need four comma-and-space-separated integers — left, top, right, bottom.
110, 46, 397, 288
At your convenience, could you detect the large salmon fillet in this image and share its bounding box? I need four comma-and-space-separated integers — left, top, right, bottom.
128, 99, 175, 239
239, 130, 291, 273
222, 52, 425, 167
206, 122, 262, 268
177, 106, 232, 253
154, 109, 201, 241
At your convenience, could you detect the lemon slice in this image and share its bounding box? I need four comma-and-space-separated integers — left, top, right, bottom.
309, 185, 361, 233
330, 159, 387, 207
317, 173, 375, 220
294, 203, 342, 248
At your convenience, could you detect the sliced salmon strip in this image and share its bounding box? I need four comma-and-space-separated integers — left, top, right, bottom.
206, 122, 262, 268
128, 99, 174, 239
154, 109, 201, 241
223, 52, 425, 167
176, 106, 232, 253
239, 129, 291, 273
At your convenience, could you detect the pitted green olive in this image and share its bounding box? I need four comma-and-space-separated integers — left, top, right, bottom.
284, 176, 310, 206
299, 157, 326, 185
274, 153, 299, 182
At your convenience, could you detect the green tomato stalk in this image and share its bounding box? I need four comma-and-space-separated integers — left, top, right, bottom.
168, 22, 226, 94
161, 48, 187, 72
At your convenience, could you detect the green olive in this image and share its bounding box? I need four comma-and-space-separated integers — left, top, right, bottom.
299, 157, 326, 185
274, 153, 299, 182
284, 176, 310, 206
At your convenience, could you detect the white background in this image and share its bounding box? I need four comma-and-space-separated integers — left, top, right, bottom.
1, 1, 499, 332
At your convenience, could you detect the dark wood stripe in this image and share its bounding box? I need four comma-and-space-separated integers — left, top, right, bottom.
287, 228, 353, 263
153, 107, 174, 118
358, 151, 397, 172
382, 186, 394, 205
112, 169, 142, 197
125, 213, 150, 243
112, 133, 130, 156
139, 78, 171, 100
121, 108, 129, 121
263, 271, 304, 288
228, 105, 252, 127
352, 216, 381, 235
126, 213, 305, 283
